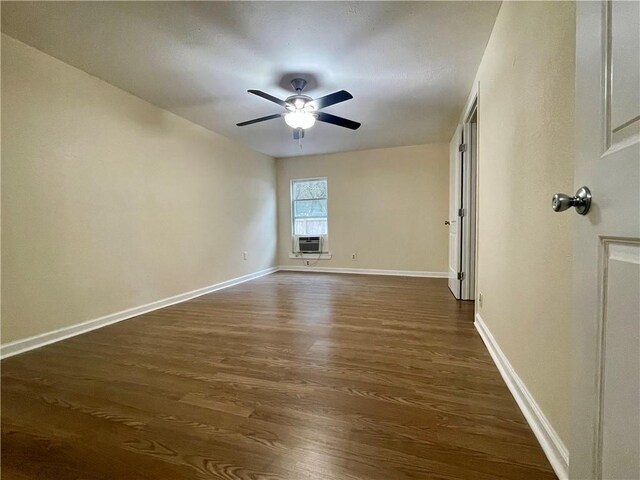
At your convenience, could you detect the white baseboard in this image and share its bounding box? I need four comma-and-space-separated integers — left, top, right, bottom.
0, 266, 278, 360
278, 265, 448, 278
474, 313, 569, 480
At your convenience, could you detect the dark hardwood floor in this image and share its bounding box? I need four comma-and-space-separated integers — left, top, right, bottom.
1, 272, 556, 479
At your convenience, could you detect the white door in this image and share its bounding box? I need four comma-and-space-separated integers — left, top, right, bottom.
448, 125, 462, 298
571, 1, 640, 479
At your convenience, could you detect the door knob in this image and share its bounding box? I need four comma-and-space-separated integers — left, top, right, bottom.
552, 186, 592, 215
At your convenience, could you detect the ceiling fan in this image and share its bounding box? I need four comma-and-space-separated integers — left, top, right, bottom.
236, 78, 361, 140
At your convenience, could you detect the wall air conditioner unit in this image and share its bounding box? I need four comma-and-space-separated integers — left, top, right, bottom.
293, 235, 328, 254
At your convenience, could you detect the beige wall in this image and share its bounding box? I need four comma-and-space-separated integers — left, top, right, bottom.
470, 2, 575, 446
1, 35, 277, 344
277, 144, 449, 272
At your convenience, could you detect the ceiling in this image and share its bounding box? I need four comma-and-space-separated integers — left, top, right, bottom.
1, 1, 500, 158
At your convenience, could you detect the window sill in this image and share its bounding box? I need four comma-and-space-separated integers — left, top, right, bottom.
288, 252, 332, 260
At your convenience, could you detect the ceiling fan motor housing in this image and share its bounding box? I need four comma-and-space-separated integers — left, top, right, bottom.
290, 78, 307, 93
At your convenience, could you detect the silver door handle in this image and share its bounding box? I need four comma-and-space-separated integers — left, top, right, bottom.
445, 221, 451, 225
552, 186, 592, 215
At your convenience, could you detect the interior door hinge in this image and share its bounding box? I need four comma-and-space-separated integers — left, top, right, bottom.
458, 208, 465, 217
457, 272, 464, 280
459, 143, 467, 153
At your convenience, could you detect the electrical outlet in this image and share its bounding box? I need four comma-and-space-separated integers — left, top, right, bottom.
351, 253, 358, 261
479, 293, 483, 308
242, 251, 248, 261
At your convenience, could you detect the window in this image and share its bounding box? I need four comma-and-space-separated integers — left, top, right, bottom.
291, 178, 328, 236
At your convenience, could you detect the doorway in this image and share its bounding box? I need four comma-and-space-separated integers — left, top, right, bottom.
448, 94, 478, 301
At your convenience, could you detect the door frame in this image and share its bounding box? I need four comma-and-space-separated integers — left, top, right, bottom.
448, 82, 479, 302
461, 94, 478, 301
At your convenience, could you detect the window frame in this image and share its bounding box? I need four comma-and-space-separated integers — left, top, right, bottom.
290, 177, 328, 237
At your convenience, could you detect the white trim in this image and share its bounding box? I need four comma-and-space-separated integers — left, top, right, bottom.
461, 94, 478, 301
278, 266, 447, 278
474, 313, 569, 480
0, 267, 278, 360
460, 80, 480, 124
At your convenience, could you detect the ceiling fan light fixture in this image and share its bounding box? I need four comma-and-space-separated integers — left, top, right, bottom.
284, 110, 316, 129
